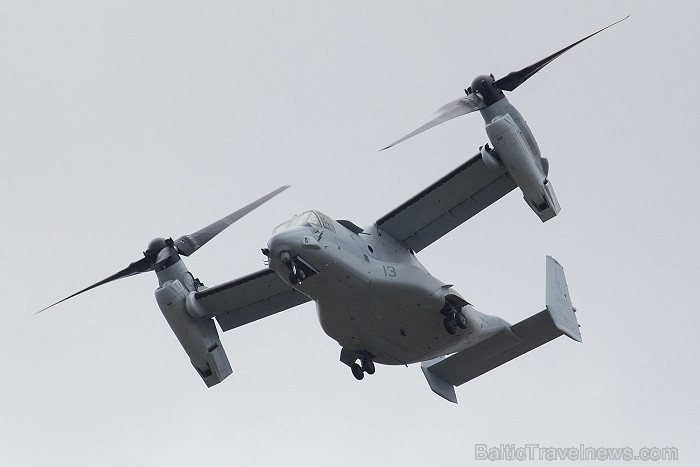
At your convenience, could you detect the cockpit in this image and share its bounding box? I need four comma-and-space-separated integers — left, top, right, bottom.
272, 210, 333, 236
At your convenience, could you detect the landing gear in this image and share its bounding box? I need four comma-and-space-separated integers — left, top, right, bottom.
443, 316, 457, 335
351, 363, 364, 380
456, 311, 468, 329
441, 301, 468, 335
288, 261, 306, 285
350, 358, 374, 379
361, 357, 375, 375
342, 348, 376, 380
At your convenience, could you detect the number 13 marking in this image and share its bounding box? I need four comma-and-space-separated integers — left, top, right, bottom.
383, 265, 397, 277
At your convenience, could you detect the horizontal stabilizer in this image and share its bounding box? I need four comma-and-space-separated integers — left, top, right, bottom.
422, 256, 580, 402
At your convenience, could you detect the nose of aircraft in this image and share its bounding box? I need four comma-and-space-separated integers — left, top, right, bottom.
267, 229, 300, 264
267, 227, 325, 286
267, 226, 324, 261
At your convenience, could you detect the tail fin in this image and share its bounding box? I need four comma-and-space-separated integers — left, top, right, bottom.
546, 255, 582, 342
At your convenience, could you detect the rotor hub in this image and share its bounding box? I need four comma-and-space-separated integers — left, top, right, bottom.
470, 74, 504, 107
153, 245, 181, 272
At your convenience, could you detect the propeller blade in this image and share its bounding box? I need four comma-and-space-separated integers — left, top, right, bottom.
381, 93, 484, 150
175, 185, 290, 257
37, 257, 152, 314
494, 16, 629, 92
38, 185, 290, 313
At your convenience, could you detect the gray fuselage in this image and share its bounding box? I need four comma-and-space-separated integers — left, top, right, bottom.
266, 212, 507, 366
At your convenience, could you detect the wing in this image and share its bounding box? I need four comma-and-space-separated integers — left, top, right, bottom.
375, 152, 517, 252
194, 268, 311, 332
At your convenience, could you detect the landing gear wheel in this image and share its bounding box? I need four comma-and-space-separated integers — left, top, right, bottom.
289, 272, 299, 285
456, 311, 468, 329
361, 358, 375, 375
443, 316, 457, 335
289, 262, 305, 284
351, 363, 364, 380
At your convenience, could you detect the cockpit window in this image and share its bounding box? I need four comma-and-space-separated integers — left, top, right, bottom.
290, 211, 321, 228
272, 220, 290, 236
272, 211, 322, 235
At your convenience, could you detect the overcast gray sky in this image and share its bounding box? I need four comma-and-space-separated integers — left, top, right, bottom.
2, 1, 698, 466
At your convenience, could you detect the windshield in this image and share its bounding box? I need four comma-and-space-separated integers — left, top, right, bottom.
272, 211, 321, 236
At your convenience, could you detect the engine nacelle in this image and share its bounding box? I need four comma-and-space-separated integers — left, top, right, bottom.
485, 113, 560, 222
155, 279, 233, 387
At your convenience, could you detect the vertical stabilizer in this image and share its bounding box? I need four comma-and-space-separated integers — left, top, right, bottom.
421, 357, 458, 403
546, 256, 582, 342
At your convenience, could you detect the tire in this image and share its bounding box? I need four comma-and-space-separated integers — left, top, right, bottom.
443, 316, 457, 335
351, 363, 364, 380
362, 358, 375, 375
456, 311, 468, 329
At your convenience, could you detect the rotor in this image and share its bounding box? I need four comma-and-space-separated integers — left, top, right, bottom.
38, 185, 290, 313
381, 16, 628, 150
